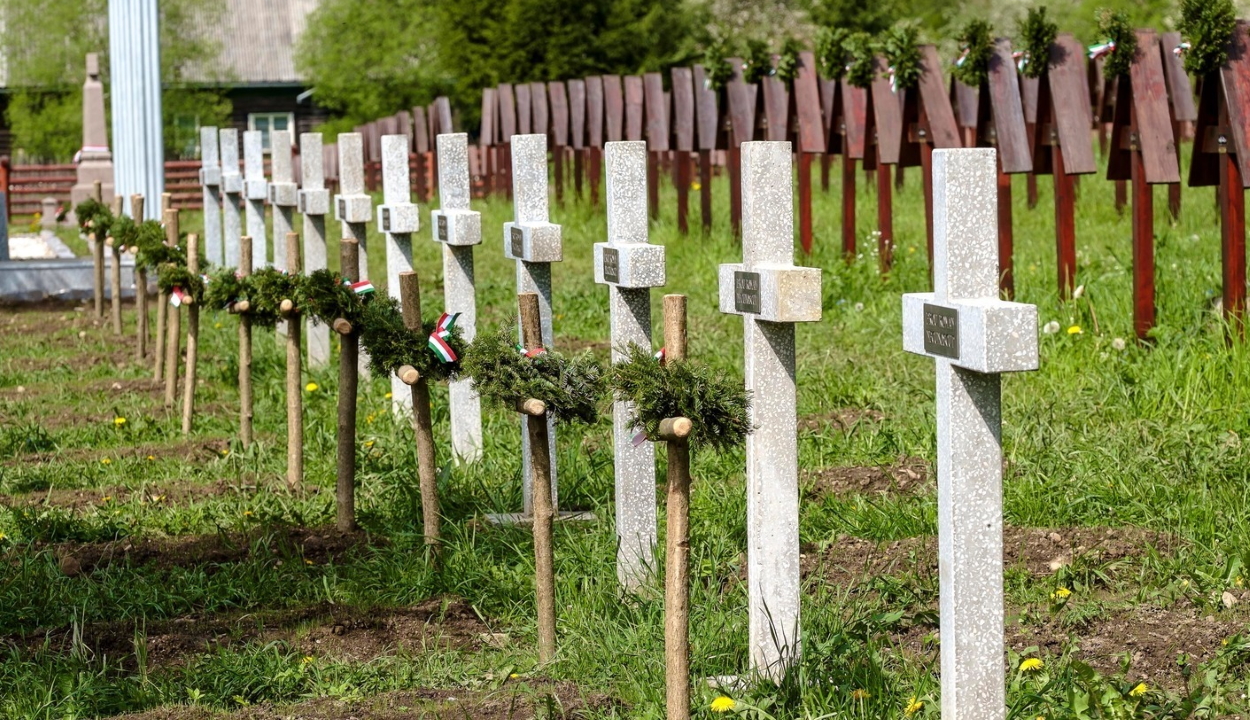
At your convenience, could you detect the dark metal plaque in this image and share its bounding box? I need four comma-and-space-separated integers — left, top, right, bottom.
438, 214, 448, 242
923, 303, 959, 359
602, 247, 620, 283
733, 271, 761, 314
337, 197, 346, 219
510, 226, 524, 258
381, 207, 391, 232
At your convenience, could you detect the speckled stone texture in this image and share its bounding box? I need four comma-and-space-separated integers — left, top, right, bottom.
219, 129, 243, 268
300, 132, 330, 368
593, 142, 665, 289
269, 131, 295, 273
337, 133, 372, 378
380, 134, 417, 412
198, 127, 223, 266
509, 133, 561, 513
594, 141, 658, 588
900, 149, 1039, 720
243, 131, 268, 269
717, 141, 821, 682
432, 133, 483, 463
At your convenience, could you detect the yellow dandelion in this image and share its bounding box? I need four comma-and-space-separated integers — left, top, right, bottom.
101, 458, 112, 465
243, 510, 253, 517
101, 496, 113, 503
152, 494, 165, 503
214, 322, 223, 329
905, 697, 923, 716
710, 696, 735, 713
146, 455, 155, 461
113, 416, 127, 427
301, 655, 314, 664
691, 181, 702, 191
0, 533, 6, 541
1067, 325, 1082, 335
365, 413, 375, 424
509, 673, 520, 679
1129, 682, 1147, 697
384, 392, 393, 399
1019, 658, 1044, 672
851, 689, 870, 700
1051, 587, 1072, 600
304, 559, 314, 565
305, 382, 319, 392
219, 449, 229, 456
364, 440, 375, 448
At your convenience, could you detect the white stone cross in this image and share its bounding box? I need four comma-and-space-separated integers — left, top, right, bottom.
268, 130, 297, 272
430, 132, 484, 463
299, 132, 331, 368
505, 133, 562, 515
378, 134, 419, 411
901, 148, 1038, 720
198, 126, 223, 266
335, 133, 372, 280
242, 130, 268, 269
219, 128, 243, 268
717, 141, 822, 683
594, 140, 664, 589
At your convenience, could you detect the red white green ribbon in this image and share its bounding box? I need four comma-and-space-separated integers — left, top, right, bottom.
428, 312, 461, 362
1088, 40, 1115, 61
515, 343, 547, 358
347, 280, 374, 295
170, 287, 190, 307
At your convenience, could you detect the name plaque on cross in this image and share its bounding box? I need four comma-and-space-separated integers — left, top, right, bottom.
602, 248, 619, 284
733, 271, 760, 314
922, 304, 959, 359
437, 215, 448, 242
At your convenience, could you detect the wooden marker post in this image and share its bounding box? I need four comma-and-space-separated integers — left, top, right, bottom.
480, 88, 498, 197
659, 294, 693, 720
162, 209, 181, 407
827, 77, 869, 262
413, 107, 430, 204
549, 81, 570, 205
671, 68, 696, 234
1106, 30, 1180, 341
91, 180, 104, 318
108, 195, 124, 335
181, 233, 200, 435
1032, 34, 1097, 299
335, 238, 361, 530
819, 76, 836, 193
398, 271, 441, 550
586, 76, 607, 207
237, 235, 254, 448
692, 64, 722, 234
1019, 74, 1041, 209
644, 73, 668, 221
864, 55, 905, 273
952, 78, 980, 148
498, 84, 517, 202
793, 51, 827, 255
1159, 31, 1197, 219
281, 231, 303, 488
132, 194, 148, 359
1188, 19, 1250, 334
518, 291, 557, 664
725, 59, 757, 238
568, 79, 587, 200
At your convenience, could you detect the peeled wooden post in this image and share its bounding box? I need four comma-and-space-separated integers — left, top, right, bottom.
153, 207, 175, 380
238, 235, 254, 448
519, 291, 556, 664
132, 194, 148, 360
336, 238, 361, 531
108, 196, 123, 335
91, 180, 104, 318
661, 294, 693, 720
283, 231, 303, 489
162, 209, 181, 407
180, 233, 201, 434
399, 270, 440, 549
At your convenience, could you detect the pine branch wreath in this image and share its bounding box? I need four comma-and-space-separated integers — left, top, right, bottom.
703, 38, 735, 91
356, 295, 464, 384
775, 38, 803, 83
1097, 9, 1138, 78
845, 33, 879, 89
74, 199, 112, 238
816, 27, 850, 79
952, 20, 995, 88
743, 39, 773, 85
880, 23, 923, 91
1018, 7, 1058, 80
1178, 0, 1237, 77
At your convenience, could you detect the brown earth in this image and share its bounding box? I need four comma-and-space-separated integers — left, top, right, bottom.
799, 408, 886, 433
12, 597, 491, 670
111, 683, 618, 720
802, 457, 930, 498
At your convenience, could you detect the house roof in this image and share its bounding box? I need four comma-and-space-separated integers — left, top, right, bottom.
187, 0, 318, 86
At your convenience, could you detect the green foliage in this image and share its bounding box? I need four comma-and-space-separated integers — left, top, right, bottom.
815, 27, 850, 79
6, 92, 83, 162
1018, 7, 1058, 80
775, 39, 803, 83
742, 39, 773, 84
845, 33, 879, 89
1097, 8, 1138, 78
156, 265, 205, 305
301, 270, 365, 329
242, 268, 303, 330
609, 344, 751, 453
74, 199, 112, 238
356, 295, 464, 384
808, 0, 917, 36
952, 20, 994, 88
462, 325, 605, 425
131, 221, 179, 272
1178, 0, 1237, 77
202, 267, 245, 311
702, 38, 736, 91
880, 22, 922, 91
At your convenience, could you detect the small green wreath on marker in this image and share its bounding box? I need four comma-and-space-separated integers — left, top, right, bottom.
743, 39, 774, 85
703, 39, 735, 92
816, 27, 850, 80
1017, 6, 1058, 80
1178, 0, 1237, 78
880, 23, 923, 91
844, 32, 879, 89
775, 38, 803, 83
1097, 9, 1138, 79
952, 20, 995, 88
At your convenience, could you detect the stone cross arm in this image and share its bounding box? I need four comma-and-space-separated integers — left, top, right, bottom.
242, 131, 268, 200
902, 294, 1038, 374
268, 131, 298, 208
432, 133, 481, 247
594, 140, 664, 288
717, 263, 821, 323
505, 220, 562, 263
505, 134, 562, 264
433, 208, 482, 247
220, 129, 243, 194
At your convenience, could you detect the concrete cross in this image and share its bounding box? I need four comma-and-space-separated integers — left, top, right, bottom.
299, 132, 331, 368
430, 132, 484, 463
901, 148, 1039, 720
378, 134, 420, 411
717, 141, 822, 682
594, 140, 664, 589
268, 131, 298, 272
219, 128, 243, 268
505, 134, 562, 516
242, 130, 268, 269
198, 126, 223, 266
335, 133, 373, 378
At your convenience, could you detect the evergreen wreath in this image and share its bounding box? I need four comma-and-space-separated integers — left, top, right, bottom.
816, 27, 850, 79
845, 32, 879, 89
703, 38, 735, 91
880, 23, 923, 91
609, 344, 751, 453
131, 220, 184, 271
461, 324, 606, 425
203, 267, 247, 311
952, 20, 995, 88
156, 265, 205, 305
1018, 7, 1058, 79
1178, 0, 1237, 77
1097, 9, 1138, 78
356, 295, 464, 384
743, 39, 774, 84
74, 199, 112, 238
775, 38, 803, 82
242, 267, 304, 329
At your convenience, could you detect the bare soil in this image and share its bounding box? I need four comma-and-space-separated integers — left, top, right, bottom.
798, 407, 886, 433
802, 457, 930, 498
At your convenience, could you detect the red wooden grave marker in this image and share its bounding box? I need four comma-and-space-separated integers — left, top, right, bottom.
644, 72, 668, 221
692, 64, 722, 233
516, 83, 532, 135
568, 79, 586, 199
901, 45, 962, 269
672, 67, 696, 234
625, 76, 645, 142
1020, 73, 1040, 208
604, 75, 624, 142
549, 81, 569, 203
498, 83, 517, 200
952, 78, 980, 147
411, 110, 428, 200
480, 88, 497, 196
726, 58, 756, 236
1160, 31, 1197, 219
587, 76, 606, 206
793, 51, 825, 255
865, 55, 904, 272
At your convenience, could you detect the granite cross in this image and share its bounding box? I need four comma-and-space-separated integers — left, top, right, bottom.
378, 134, 420, 410
198, 126, 223, 266
299, 132, 331, 367
505, 134, 563, 516
219, 128, 243, 268
901, 148, 1039, 720
594, 140, 665, 589
430, 132, 484, 463
717, 141, 822, 682
242, 131, 268, 269
335, 133, 373, 377
269, 130, 298, 272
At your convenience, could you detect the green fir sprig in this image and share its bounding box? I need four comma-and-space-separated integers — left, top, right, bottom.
880, 23, 923, 90
775, 38, 803, 82
156, 265, 205, 305
743, 39, 773, 84
131, 220, 182, 272
462, 325, 605, 425
1018, 7, 1058, 79
845, 32, 879, 88
610, 344, 751, 453
703, 38, 735, 91
1097, 9, 1138, 78
1178, 0, 1237, 77
203, 267, 246, 311
816, 27, 850, 79
952, 20, 995, 88
243, 267, 304, 329
357, 295, 464, 384
301, 269, 366, 329
74, 199, 112, 238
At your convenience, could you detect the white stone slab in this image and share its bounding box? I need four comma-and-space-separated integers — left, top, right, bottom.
243, 131, 268, 268
220, 128, 243, 268
300, 132, 330, 368
381, 134, 416, 411
270, 130, 295, 273
199, 126, 223, 266
337, 133, 371, 378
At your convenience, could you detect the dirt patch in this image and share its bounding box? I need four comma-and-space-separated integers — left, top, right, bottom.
3, 438, 230, 467
112, 683, 618, 720
799, 408, 885, 433
802, 457, 930, 498
800, 526, 1178, 588
15, 597, 490, 670
556, 337, 612, 356
1, 477, 260, 511
47, 525, 378, 576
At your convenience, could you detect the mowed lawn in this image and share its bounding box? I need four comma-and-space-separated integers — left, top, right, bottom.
3, 145, 1250, 719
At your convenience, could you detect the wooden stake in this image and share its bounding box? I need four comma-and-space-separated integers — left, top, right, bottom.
519, 291, 557, 664
132, 195, 148, 360
92, 180, 104, 318
162, 209, 181, 408
997, 168, 1014, 299
181, 233, 200, 435
877, 163, 894, 274
336, 238, 360, 530
661, 293, 692, 720
285, 231, 303, 489
399, 270, 440, 550
154, 207, 176, 380
698, 150, 713, 233
239, 236, 254, 448
840, 154, 856, 262
109, 196, 123, 335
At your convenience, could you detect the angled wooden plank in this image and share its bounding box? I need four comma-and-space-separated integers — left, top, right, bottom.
794, 52, 825, 153
549, 82, 569, 146
917, 45, 962, 149
568, 79, 586, 149
530, 82, 549, 136
1221, 19, 1250, 187
693, 65, 722, 151
841, 81, 868, 160
1047, 33, 1097, 175
435, 97, 453, 134
871, 56, 903, 164
498, 84, 517, 140
586, 76, 605, 147
625, 75, 645, 141
762, 74, 790, 142
644, 72, 670, 151
986, 38, 1032, 173
952, 77, 980, 130
820, 77, 839, 153
480, 89, 497, 148
412, 110, 428, 154
1020, 75, 1039, 125
672, 67, 695, 152
604, 75, 624, 142
516, 83, 532, 135
727, 58, 757, 147
1189, 73, 1220, 186
1128, 29, 1180, 184
1160, 31, 1197, 123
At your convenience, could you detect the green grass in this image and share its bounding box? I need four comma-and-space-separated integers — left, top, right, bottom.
2, 146, 1250, 719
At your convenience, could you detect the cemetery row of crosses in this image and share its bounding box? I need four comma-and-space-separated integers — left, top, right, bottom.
31, 2, 1250, 717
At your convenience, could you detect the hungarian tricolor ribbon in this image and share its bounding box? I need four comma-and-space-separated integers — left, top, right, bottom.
347, 280, 375, 295
170, 287, 189, 307
516, 343, 547, 358
1088, 40, 1116, 61
1174, 42, 1191, 57
427, 312, 461, 363
1013, 50, 1027, 72
654, 347, 666, 363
